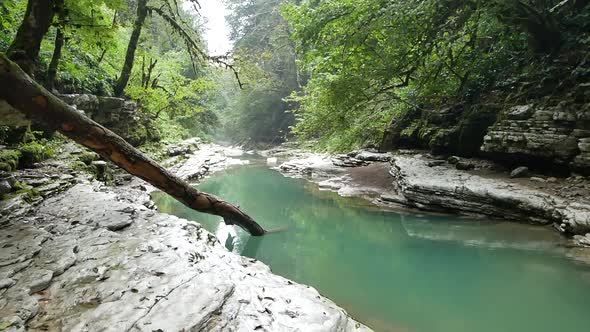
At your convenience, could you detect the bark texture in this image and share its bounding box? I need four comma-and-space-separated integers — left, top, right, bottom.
7, 0, 56, 75
114, 0, 149, 96
0, 53, 267, 236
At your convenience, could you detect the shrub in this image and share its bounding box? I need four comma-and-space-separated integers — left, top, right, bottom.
18, 142, 54, 168
0, 149, 21, 171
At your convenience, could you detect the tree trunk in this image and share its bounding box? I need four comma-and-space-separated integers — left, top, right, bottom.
7, 0, 57, 75
0, 53, 267, 236
46, 28, 64, 92
46, 0, 66, 92
114, 0, 149, 96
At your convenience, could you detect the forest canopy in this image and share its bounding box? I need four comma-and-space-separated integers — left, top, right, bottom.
1, 0, 589, 151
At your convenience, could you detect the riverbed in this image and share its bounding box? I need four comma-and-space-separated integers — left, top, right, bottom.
152, 163, 590, 332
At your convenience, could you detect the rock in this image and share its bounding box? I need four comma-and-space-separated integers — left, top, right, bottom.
0, 179, 11, 195
455, 161, 475, 170
0, 287, 39, 330
481, 103, 590, 174
427, 160, 446, 167
0, 226, 49, 268
60, 94, 147, 146
389, 155, 590, 233
0, 278, 15, 289
167, 145, 192, 157
331, 154, 369, 167
507, 104, 534, 120
266, 157, 278, 165
510, 166, 530, 178
530, 177, 547, 183
22, 269, 53, 294
37, 182, 64, 197
547, 177, 558, 183
0, 173, 16, 187
91, 160, 111, 182
0, 181, 370, 332
447, 156, 461, 164
355, 151, 391, 162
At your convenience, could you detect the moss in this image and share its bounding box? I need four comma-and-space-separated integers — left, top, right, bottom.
71, 160, 90, 172
18, 142, 54, 167
77, 151, 99, 165
12, 181, 40, 202
0, 149, 21, 171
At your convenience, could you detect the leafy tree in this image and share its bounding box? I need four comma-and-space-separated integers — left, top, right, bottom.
220, 0, 300, 145
283, 0, 589, 151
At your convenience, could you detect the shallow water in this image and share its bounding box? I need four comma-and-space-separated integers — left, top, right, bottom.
152, 164, 590, 332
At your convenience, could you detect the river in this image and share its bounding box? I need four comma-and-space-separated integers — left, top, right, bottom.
151, 162, 590, 332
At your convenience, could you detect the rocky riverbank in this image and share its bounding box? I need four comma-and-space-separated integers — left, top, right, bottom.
0, 141, 369, 331
270, 148, 590, 252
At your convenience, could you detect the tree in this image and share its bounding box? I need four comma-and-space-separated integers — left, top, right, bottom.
113, 0, 211, 97
282, 0, 590, 151
220, 0, 300, 144
6, 0, 58, 74
45, 0, 65, 91
113, 0, 148, 96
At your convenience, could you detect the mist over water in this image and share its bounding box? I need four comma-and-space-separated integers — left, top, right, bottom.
152, 164, 590, 332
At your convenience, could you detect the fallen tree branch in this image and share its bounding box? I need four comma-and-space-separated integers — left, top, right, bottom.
0, 53, 267, 236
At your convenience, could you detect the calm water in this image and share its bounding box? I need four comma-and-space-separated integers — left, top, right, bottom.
152, 164, 590, 332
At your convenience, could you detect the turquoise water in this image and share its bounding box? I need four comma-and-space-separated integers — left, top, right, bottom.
152, 164, 590, 332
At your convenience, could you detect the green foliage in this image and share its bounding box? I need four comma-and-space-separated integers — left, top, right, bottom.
0, 0, 25, 51
77, 151, 100, 165
283, 0, 590, 151
12, 181, 40, 202
0, 149, 21, 171
218, 0, 299, 145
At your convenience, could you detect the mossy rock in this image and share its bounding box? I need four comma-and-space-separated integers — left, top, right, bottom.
12, 181, 40, 202
0, 162, 11, 172
0, 149, 21, 171
18, 142, 54, 168
77, 151, 100, 165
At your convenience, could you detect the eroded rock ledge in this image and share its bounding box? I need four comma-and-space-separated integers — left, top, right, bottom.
0, 144, 369, 332
383, 155, 590, 235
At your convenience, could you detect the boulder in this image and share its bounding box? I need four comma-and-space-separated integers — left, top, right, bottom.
0, 179, 12, 196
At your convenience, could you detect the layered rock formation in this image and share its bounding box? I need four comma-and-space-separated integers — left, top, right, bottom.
60, 94, 149, 146
482, 103, 590, 174
382, 155, 590, 235
381, 88, 590, 175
